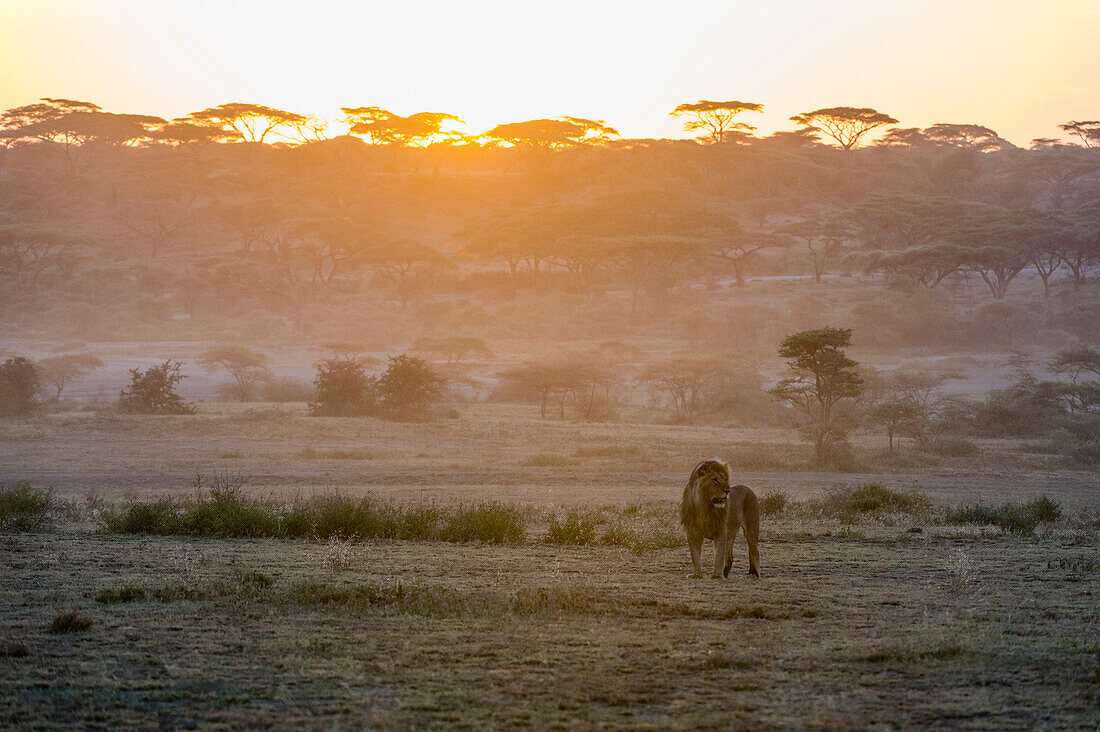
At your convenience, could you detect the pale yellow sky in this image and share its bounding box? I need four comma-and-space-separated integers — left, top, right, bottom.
1, 0, 1097, 145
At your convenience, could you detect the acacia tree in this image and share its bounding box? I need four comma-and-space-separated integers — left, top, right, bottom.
482, 117, 618, 148
341, 107, 462, 146
1059, 120, 1100, 147
362, 239, 451, 309
0, 98, 101, 146
37, 354, 103, 400
0, 225, 80, 296
768, 327, 862, 467
197, 346, 270, 401
776, 219, 848, 283
789, 107, 898, 150
922, 123, 1010, 151
708, 226, 787, 286
179, 103, 306, 143
669, 100, 764, 144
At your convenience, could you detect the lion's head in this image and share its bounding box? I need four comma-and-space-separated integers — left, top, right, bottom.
686, 458, 731, 510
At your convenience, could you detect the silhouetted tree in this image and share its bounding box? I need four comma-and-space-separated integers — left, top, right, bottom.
669, 100, 763, 144
341, 107, 462, 146
1059, 120, 1100, 147
482, 118, 618, 148
789, 107, 898, 150
179, 103, 306, 143
309, 356, 376, 417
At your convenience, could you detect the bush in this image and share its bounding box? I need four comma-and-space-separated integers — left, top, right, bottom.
377, 354, 444, 421
545, 509, 600, 546
48, 610, 93, 634
813, 484, 931, 520
0, 356, 41, 417
118, 361, 195, 414
943, 495, 1063, 535
100, 490, 527, 545
760, 490, 788, 516
0, 482, 56, 532
309, 356, 376, 417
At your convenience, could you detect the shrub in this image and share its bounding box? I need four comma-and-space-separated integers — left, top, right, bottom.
118, 360, 195, 414
760, 490, 788, 516
845, 484, 931, 514
545, 509, 600, 546
309, 356, 377, 417
0, 356, 41, 417
48, 610, 93, 634
0, 482, 56, 532
377, 354, 444, 421
99, 490, 527, 545
943, 496, 1062, 535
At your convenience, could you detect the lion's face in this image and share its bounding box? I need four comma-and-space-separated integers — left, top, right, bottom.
693, 459, 731, 509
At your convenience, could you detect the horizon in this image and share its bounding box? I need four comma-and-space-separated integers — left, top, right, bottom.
2, 0, 1098, 146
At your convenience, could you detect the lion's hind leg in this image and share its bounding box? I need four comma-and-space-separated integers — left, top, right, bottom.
742, 489, 760, 577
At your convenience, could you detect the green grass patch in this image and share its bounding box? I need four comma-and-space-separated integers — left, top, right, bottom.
0, 482, 57, 532
942, 495, 1063, 535
100, 492, 526, 545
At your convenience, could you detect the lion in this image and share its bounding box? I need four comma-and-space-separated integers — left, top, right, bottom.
679, 458, 760, 579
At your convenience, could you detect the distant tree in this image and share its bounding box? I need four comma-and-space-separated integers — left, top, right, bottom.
953, 216, 1030, 299
359, 239, 452, 309
922, 123, 1010, 151
0, 356, 41, 417
179, 103, 307, 143
1049, 346, 1100, 414
152, 121, 237, 145
341, 107, 463, 146
118, 361, 195, 415
865, 398, 921, 452
37, 354, 103, 400
789, 107, 898, 150
499, 363, 580, 418
309, 356, 377, 417
1059, 120, 1100, 148
377, 355, 444, 420
0, 225, 81, 296
482, 117, 618, 148
775, 219, 849, 283
768, 327, 862, 467
120, 198, 194, 258
197, 346, 270, 401
875, 127, 927, 147
708, 225, 787, 286
641, 358, 735, 420
0, 98, 101, 145
669, 100, 764, 144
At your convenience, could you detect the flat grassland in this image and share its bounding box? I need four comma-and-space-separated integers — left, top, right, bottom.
1, 406, 1098, 729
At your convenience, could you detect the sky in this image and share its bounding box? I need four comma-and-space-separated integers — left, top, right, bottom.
1, 0, 1097, 145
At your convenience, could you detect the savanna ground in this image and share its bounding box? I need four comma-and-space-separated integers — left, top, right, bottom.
2, 405, 1098, 729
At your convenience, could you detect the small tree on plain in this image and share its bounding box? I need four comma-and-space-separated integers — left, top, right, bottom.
768, 327, 862, 467
309, 356, 377, 417
378, 355, 444, 421
37, 353, 103, 400
118, 361, 195, 414
197, 345, 270, 401
0, 356, 41, 417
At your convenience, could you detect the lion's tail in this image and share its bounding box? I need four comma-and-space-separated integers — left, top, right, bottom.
742, 488, 760, 577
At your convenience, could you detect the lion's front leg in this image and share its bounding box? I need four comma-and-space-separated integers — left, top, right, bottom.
712, 529, 727, 579
688, 533, 704, 578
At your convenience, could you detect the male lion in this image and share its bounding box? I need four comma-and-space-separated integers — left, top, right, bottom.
679, 458, 760, 579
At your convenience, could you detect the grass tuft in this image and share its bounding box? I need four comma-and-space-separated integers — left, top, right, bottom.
943, 495, 1063, 535
48, 610, 93, 634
